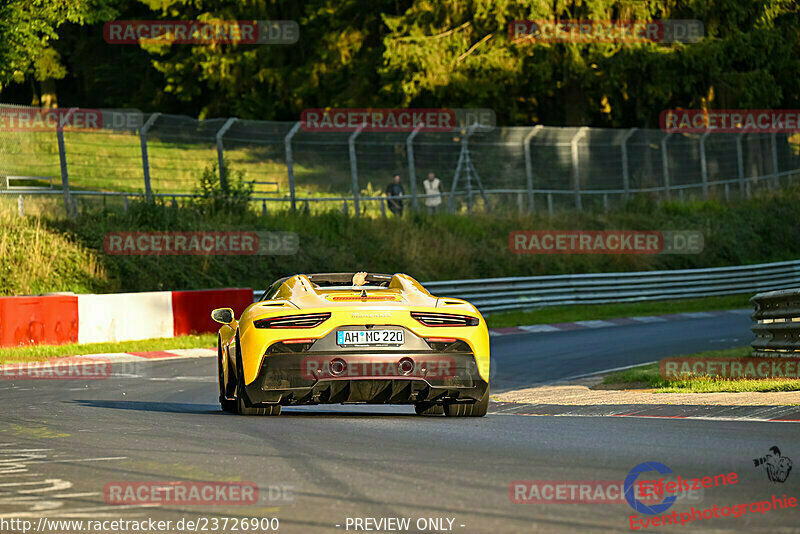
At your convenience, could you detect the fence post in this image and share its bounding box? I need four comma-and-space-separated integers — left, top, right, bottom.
139, 112, 161, 202
284, 121, 302, 211
699, 131, 710, 199
57, 107, 77, 217
570, 127, 588, 211
123, 195, 129, 214
661, 132, 673, 200
406, 124, 423, 211
620, 127, 638, 201
771, 132, 780, 188
348, 123, 365, 217
736, 132, 746, 196
523, 125, 543, 212
215, 118, 236, 190
547, 193, 553, 217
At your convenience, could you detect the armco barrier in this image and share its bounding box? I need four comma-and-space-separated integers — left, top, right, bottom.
247, 260, 800, 314
0, 288, 252, 348
172, 288, 253, 336
750, 289, 800, 357
0, 294, 78, 347
422, 260, 800, 313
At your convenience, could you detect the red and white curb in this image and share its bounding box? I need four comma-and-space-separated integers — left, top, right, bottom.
487, 309, 752, 337
0, 348, 216, 374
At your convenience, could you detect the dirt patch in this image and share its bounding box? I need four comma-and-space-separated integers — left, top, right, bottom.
494, 375, 800, 406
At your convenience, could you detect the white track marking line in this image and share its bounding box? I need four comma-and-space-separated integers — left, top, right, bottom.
556, 361, 659, 382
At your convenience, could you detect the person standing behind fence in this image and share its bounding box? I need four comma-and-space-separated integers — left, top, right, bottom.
423, 172, 443, 214
385, 175, 405, 217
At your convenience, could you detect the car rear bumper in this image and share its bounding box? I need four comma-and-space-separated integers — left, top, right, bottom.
243, 351, 488, 406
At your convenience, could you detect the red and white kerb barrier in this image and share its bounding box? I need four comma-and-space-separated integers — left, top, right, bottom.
0, 288, 253, 348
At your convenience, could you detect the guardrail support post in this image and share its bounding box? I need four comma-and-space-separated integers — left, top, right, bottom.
215, 118, 236, 190
547, 193, 553, 217
123, 195, 129, 214
139, 113, 161, 203
570, 127, 588, 211
17, 195, 23, 217
284, 121, 302, 211
348, 123, 365, 217
699, 131, 710, 199
406, 124, 423, 211
661, 132, 674, 200
523, 125, 542, 212
56, 107, 77, 217
736, 132, 746, 197
620, 127, 638, 201
771, 132, 780, 188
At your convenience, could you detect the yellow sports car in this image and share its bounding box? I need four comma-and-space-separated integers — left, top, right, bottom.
212, 272, 490, 416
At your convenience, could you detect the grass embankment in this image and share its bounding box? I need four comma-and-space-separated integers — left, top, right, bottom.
2, 187, 800, 296
0, 334, 216, 364
602, 347, 800, 393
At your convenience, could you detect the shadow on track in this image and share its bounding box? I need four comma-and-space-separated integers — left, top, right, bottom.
70, 399, 424, 418
71, 399, 222, 414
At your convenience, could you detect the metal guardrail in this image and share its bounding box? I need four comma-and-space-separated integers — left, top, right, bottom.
750, 289, 800, 357
424, 260, 800, 313
247, 260, 800, 314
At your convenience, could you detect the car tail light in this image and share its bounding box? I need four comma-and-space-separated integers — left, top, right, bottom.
411, 312, 479, 327
254, 312, 331, 329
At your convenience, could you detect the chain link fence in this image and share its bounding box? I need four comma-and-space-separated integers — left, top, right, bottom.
2, 104, 799, 217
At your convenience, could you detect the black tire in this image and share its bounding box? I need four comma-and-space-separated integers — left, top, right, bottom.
414, 403, 444, 416
218, 337, 236, 413
444, 386, 489, 418
234, 329, 281, 416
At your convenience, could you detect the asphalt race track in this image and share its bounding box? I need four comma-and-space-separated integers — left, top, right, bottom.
2, 312, 798, 533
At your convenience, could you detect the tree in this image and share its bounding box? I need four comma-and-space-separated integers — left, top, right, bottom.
0, 0, 116, 104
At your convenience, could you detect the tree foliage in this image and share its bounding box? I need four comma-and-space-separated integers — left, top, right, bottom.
1, 0, 798, 126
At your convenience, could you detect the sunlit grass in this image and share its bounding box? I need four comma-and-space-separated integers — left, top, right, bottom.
602, 347, 800, 393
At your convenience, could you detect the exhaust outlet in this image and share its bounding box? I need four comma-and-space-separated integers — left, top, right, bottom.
398, 358, 414, 376
330, 358, 347, 376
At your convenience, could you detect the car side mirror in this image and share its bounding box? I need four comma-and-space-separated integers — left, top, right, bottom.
211, 308, 234, 324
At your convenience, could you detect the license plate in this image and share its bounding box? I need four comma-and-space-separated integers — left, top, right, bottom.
337, 329, 404, 346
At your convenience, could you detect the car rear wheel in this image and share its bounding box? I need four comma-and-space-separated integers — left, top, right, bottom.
218, 337, 236, 413
444, 386, 489, 417
414, 403, 444, 416
234, 329, 281, 416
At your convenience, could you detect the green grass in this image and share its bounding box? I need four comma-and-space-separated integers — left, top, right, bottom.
485, 294, 751, 327
0, 334, 216, 364
3, 185, 800, 310
602, 347, 800, 393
